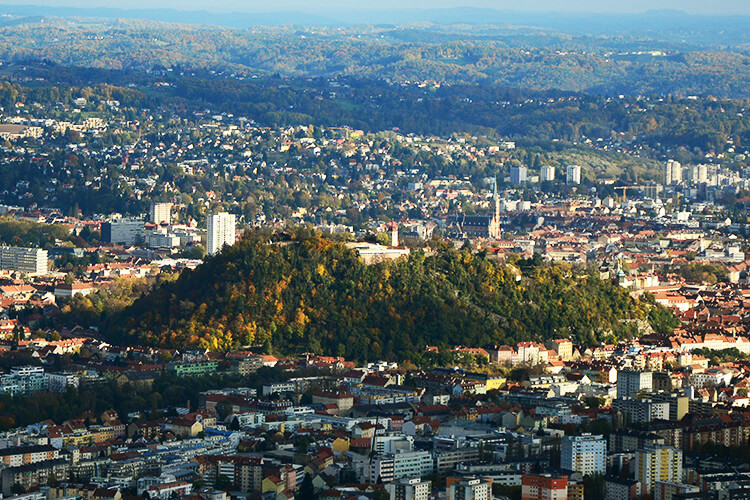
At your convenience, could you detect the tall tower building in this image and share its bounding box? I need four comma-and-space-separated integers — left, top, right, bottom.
510, 165, 528, 185
566, 165, 582, 185
207, 212, 236, 255
150, 202, 172, 225
561, 434, 606, 476
664, 159, 682, 186
636, 446, 683, 495
540, 165, 555, 182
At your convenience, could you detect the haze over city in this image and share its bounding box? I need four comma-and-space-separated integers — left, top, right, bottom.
1, 0, 749, 15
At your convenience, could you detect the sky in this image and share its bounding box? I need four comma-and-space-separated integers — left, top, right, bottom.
5, 0, 750, 15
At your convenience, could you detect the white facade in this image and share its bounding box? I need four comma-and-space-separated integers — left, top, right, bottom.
447, 478, 492, 500
386, 478, 431, 500
540, 165, 555, 182
510, 166, 528, 185
150, 202, 172, 225
617, 370, 653, 399
207, 212, 236, 255
664, 159, 683, 186
566, 165, 582, 185
104, 219, 145, 245
47, 373, 80, 393
561, 434, 606, 476
0, 246, 48, 275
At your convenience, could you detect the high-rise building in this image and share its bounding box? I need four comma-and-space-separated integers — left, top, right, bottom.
521, 474, 568, 500
690, 164, 708, 185
386, 478, 431, 500
566, 165, 582, 185
540, 165, 556, 182
510, 165, 528, 185
150, 202, 172, 225
561, 434, 606, 476
617, 370, 653, 399
636, 446, 683, 495
207, 212, 236, 255
664, 160, 682, 186
0, 246, 48, 275
447, 477, 492, 500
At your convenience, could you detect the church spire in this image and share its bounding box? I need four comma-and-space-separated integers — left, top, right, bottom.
489, 177, 501, 239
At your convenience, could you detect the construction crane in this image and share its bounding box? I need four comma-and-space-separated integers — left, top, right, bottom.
613, 186, 641, 202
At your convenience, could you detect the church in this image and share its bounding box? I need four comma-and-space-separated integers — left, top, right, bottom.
453, 182, 501, 239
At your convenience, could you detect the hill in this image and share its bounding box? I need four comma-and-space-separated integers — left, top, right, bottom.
0, 17, 748, 97
92, 231, 667, 363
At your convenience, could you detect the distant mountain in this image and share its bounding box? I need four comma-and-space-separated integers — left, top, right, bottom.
0, 4, 748, 47
96, 231, 663, 362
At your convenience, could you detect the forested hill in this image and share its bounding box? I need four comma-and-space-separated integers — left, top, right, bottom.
103, 231, 665, 362
0, 17, 749, 97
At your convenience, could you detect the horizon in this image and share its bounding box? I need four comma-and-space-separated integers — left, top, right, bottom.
0, 1, 749, 16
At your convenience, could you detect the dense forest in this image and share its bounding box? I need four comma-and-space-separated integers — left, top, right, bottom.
86, 231, 668, 362
0, 18, 747, 98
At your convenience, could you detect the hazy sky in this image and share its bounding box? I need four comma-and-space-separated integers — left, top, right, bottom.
8, 0, 750, 15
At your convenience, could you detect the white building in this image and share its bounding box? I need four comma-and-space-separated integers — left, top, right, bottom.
0, 246, 48, 275
617, 370, 653, 399
447, 477, 492, 500
664, 159, 683, 186
561, 434, 606, 476
47, 373, 80, 393
510, 166, 528, 185
566, 165, 582, 185
540, 165, 556, 182
150, 202, 172, 225
1, 366, 49, 394
691, 164, 708, 185
102, 218, 145, 245
207, 212, 236, 255
612, 398, 669, 424
386, 478, 431, 500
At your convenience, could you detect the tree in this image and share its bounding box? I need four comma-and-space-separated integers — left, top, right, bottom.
298, 474, 316, 500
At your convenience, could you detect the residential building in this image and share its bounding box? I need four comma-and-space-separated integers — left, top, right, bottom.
566, 165, 582, 185
168, 360, 219, 377
0, 246, 48, 274
612, 398, 669, 424
101, 218, 145, 245
654, 481, 699, 500
386, 478, 431, 500
604, 477, 641, 500
0, 459, 69, 496
636, 446, 683, 495
447, 477, 492, 500
561, 434, 606, 476
47, 373, 80, 393
150, 202, 172, 225
521, 474, 568, 500
617, 370, 653, 399
540, 165, 555, 182
207, 212, 236, 255
511, 166, 528, 185
1, 366, 49, 394
664, 159, 683, 186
